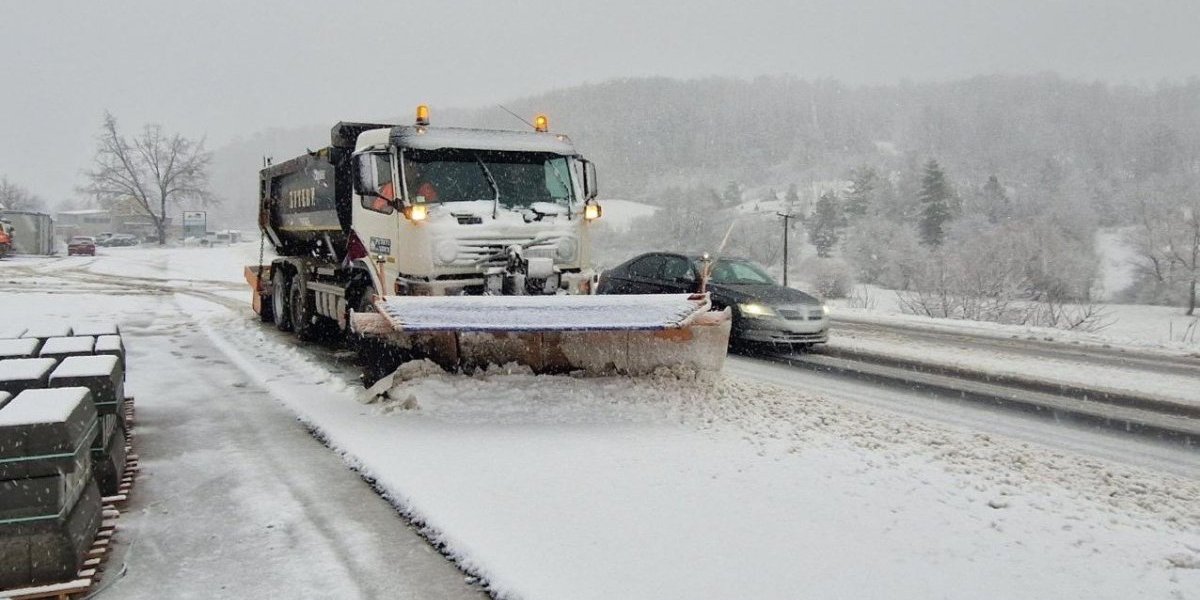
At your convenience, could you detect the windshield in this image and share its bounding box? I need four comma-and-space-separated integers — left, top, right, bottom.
707, 259, 776, 285
402, 149, 573, 208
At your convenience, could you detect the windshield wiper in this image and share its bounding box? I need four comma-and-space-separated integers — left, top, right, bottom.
474, 153, 501, 219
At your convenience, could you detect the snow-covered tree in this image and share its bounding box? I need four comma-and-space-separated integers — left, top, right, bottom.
1126, 177, 1200, 315
980, 175, 1010, 224
0, 177, 46, 212
80, 112, 213, 245
844, 165, 878, 219
807, 191, 845, 258
721, 181, 741, 207
784, 183, 801, 212
917, 159, 952, 246
843, 216, 925, 289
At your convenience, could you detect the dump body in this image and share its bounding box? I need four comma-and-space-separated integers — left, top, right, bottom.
259, 147, 350, 255
259, 122, 394, 257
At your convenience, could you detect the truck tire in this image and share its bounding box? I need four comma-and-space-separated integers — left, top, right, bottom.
290, 278, 315, 341
272, 270, 292, 332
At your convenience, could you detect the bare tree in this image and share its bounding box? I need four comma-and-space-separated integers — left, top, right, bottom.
80, 112, 212, 244
0, 177, 47, 211
1126, 178, 1200, 315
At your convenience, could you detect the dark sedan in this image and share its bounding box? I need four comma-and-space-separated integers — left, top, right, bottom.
597, 252, 829, 349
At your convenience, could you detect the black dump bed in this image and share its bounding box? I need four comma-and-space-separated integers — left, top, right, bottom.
259, 122, 393, 257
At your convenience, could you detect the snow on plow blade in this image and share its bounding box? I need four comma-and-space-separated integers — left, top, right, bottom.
351, 294, 731, 375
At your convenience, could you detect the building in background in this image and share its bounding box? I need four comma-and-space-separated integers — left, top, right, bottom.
55, 209, 113, 239
55, 199, 174, 243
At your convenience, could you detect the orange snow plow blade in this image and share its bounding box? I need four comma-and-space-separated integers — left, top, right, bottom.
351, 293, 731, 376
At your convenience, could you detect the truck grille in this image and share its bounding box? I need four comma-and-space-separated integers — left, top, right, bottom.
454, 235, 564, 266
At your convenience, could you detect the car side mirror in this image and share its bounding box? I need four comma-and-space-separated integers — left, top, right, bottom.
580, 159, 598, 201
352, 154, 380, 197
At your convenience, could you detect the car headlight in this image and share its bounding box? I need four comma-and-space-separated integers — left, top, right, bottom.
434, 239, 459, 265
821, 304, 830, 316
555, 238, 577, 262
738, 303, 778, 318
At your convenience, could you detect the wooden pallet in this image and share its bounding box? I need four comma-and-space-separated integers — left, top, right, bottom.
0, 517, 119, 600
0, 401, 139, 599
123, 395, 135, 427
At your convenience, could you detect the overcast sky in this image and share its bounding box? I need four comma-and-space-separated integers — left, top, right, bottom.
4, 0, 1200, 204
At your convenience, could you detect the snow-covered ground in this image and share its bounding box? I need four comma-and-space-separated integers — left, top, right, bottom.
2, 248, 1199, 599
828, 323, 1200, 406
830, 284, 1200, 356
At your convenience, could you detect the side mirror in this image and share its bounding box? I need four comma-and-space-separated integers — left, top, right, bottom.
580, 159, 598, 201
352, 154, 379, 197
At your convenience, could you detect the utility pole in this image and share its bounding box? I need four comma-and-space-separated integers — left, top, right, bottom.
777, 211, 797, 287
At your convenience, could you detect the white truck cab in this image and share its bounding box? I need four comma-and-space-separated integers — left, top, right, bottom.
348, 109, 601, 296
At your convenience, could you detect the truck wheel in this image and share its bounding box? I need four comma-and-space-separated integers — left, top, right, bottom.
272, 270, 293, 332
290, 278, 315, 340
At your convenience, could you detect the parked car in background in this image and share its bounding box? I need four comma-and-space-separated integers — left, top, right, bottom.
95, 232, 115, 245
597, 252, 830, 350
67, 236, 97, 256
104, 234, 139, 247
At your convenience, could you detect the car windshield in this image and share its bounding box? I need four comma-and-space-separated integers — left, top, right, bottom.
706, 259, 775, 285
402, 149, 573, 208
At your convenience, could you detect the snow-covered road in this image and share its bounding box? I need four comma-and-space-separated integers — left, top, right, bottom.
3, 246, 1199, 600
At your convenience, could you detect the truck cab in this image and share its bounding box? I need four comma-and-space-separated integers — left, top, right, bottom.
348, 112, 600, 297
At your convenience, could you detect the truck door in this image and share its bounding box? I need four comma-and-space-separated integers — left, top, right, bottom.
353, 151, 400, 272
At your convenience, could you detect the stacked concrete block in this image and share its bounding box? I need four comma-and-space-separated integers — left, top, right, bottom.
70, 323, 119, 338
93, 336, 126, 371
0, 388, 102, 588
0, 328, 27, 340
38, 338, 96, 364
48, 357, 126, 496
0, 340, 40, 361
0, 359, 58, 397
19, 324, 71, 341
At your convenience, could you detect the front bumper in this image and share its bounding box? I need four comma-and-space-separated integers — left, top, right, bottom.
736, 315, 829, 344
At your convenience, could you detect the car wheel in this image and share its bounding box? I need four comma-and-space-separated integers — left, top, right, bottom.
272, 270, 292, 332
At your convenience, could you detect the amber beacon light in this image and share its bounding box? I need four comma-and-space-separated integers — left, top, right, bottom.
534, 114, 549, 132
416, 104, 430, 126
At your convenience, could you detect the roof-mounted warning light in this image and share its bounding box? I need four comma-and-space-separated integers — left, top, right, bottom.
416, 104, 430, 126
534, 114, 549, 132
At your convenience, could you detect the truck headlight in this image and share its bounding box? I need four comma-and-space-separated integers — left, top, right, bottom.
738, 303, 777, 318
434, 240, 458, 265
821, 304, 830, 316
555, 239, 577, 262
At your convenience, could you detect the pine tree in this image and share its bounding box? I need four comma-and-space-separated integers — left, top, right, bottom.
981, 175, 1010, 223
785, 183, 801, 209
918, 159, 952, 246
807, 191, 845, 258
845, 166, 878, 219
722, 181, 741, 207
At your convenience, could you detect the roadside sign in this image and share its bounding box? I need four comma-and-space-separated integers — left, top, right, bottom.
182, 211, 206, 239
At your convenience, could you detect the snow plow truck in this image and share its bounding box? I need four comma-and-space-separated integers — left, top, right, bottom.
246, 107, 730, 381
